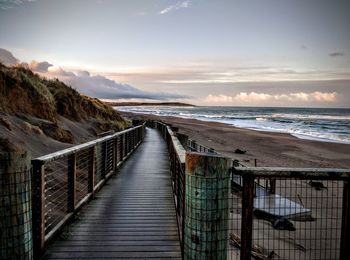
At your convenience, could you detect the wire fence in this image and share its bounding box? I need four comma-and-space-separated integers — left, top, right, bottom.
31, 123, 145, 257
150, 120, 350, 260
230, 169, 348, 260
188, 138, 217, 154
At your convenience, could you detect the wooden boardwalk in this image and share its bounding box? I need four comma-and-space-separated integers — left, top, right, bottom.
44, 128, 182, 259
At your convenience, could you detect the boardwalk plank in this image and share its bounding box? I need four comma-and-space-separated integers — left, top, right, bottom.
44, 128, 181, 259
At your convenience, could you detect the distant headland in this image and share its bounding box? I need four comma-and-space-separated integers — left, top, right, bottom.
105, 101, 195, 107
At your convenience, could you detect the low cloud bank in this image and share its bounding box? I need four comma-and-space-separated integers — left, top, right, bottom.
46, 66, 186, 100
0, 48, 18, 65
206, 92, 338, 104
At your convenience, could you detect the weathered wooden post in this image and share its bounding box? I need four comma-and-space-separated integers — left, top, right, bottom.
120, 134, 124, 160
113, 138, 117, 173
67, 153, 77, 213
340, 180, 350, 260
184, 152, 231, 260
240, 174, 255, 260
31, 159, 44, 258
189, 140, 197, 152
176, 133, 189, 150
102, 141, 107, 179
1, 152, 33, 259
88, 146, 96, 195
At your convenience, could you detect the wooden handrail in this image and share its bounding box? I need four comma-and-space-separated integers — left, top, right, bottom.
34, 124, 144, 163
233, 166, 350, 179
32, 123, 146, 258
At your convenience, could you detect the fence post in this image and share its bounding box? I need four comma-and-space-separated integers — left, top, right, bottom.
1, 152, 33, 259
184, 152, 231, 260
177, 133, 189, 150
113, 138, 117, 173
240, 174, 255, 260
88, 146, 96, 195
67, 153, 77, 212
124, 133, 128, 156
189, 140, 196, 151
102, 142, 107, 179
121, 134, 125, 160
340, 180, 350, 260
31, 159, 45, 258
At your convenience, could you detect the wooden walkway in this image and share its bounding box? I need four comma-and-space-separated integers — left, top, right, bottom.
44, 128, 182, 259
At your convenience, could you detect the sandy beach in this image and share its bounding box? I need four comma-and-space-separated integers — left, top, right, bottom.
120, 111, 350, 169
120, 111, 350, 259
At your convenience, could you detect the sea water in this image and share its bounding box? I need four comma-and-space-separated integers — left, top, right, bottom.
115, 106, 350, 144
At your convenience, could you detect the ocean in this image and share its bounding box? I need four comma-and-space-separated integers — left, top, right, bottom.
115, 106, 350, 144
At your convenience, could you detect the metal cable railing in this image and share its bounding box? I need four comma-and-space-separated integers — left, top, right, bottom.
31, 123, 146, 257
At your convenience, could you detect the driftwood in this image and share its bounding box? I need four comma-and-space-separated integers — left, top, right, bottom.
234, 148, 247, 154
229, 232, 276, 260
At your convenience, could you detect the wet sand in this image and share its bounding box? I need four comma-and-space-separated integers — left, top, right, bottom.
120, 111, 350, 168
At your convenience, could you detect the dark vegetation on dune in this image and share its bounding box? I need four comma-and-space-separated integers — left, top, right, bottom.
0, 63, 130, 155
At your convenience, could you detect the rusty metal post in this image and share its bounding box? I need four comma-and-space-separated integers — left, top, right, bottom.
340, 180, 350, 260
240, 175, 255, 260
184, 152, 231, 260
1, 152, 33, 259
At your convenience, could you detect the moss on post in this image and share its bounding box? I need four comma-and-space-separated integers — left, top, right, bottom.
0, 152, 33, 260
184, 152, 231, 260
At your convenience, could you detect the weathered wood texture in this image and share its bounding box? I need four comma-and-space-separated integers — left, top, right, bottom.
240, 175, 255, 260
234, 166, 350, 180
0, 152, 33, 259
340, 180, 350, 260
44, 128, 181, 259
184, 152, 231, 260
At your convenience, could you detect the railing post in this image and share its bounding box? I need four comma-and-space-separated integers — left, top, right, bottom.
88, 146, 96, 195
180, 161, 186, 258
102, 142, 107, 179
177, 133, 189, 150
121, 134, 125, 160
190, 140, 197, 152
340, 180, 350, 260
124, 133, 128, 156
1, 152, 33, 259
32, 159, 45, 258
116, 136, 121, 164
113, 138, 117, 173
67, 153, 76, 212
240, 174, 255, 260
184, 152, 231, 260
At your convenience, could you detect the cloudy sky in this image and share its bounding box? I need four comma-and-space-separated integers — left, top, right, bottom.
0, 0, 350, 107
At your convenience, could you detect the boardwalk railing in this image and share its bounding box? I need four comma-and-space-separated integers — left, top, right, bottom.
150, 120, 350, 260
231, 167, 350, 260
31, 123, 145, 257
146, 121, 187, 254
